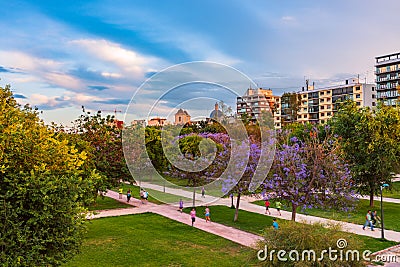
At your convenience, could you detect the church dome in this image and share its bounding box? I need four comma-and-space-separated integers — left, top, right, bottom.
209, 109, 223, 119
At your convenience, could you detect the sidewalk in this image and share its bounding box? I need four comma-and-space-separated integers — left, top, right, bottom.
92, 190, 263, 248
223, 200, 400, 242
127, 182, 400, 242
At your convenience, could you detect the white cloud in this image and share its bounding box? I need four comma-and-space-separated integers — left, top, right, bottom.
69, 39, 163, 78
101, 72, 122, 78
281, 16, 296, 22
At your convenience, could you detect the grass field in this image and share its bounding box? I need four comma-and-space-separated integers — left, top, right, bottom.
184, 205, 398, 253
64, 213, 257, 267
383, 181, 400, 199
252, 198, 400, 232
113, 183, 191, 204
87, 196, 132, 211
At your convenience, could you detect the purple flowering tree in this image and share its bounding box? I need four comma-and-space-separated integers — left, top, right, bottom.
265, 127, 357, 221
222, 130, 276, 222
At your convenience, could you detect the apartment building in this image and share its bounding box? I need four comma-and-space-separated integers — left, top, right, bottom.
236, 88, 281, 127
375, 52, 400, 106
295, 78, 376, 125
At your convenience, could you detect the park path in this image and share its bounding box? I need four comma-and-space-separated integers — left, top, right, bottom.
90, 190, 263, 248
128, 182, 400, 242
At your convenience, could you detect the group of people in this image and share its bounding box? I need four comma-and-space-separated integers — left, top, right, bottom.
180, 204, 211, 226
363, 210, 381, 231
264, 199, 282, 216
118, 188, 148, 204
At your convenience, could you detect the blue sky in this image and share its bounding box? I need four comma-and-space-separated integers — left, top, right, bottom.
1, 0, 399, 125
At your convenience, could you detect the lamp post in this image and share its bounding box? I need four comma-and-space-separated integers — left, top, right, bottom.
380, 183, 389, 239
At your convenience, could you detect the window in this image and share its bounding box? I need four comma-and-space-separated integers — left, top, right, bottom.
372, 94, 376, 99
320, 119, 325, 124
356, 94, 361, 99
303, 108, 307, 112
327, 112, 331, 116
327, 105, 331, 109
303, 95, 307, 98
372, 102, 376, 106
303, 114, 307, 118
321, 113, 325, 116
320, 91, 324, 96
355, 86, 360, 91
327, 91, 330, 94
356, 102, 361, 106
321, 106, 324, 110
320, 99, 324, 103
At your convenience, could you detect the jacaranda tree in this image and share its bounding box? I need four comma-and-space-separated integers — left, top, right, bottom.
265, 127, 356, 221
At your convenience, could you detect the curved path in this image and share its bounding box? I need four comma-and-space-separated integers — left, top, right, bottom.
123, 182, 400, 242
89, 190, 263, 248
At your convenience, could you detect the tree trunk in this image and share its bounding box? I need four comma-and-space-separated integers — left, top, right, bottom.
234, 193, 241, 222
370, 190, 374, 207
291, 204, 297, 221
192, 187, 196, 207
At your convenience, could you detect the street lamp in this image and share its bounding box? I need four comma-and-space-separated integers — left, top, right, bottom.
380, 183, 389, 239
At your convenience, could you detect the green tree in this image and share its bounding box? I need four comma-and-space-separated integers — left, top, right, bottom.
0, 85, 100, 266
72, 108, 130, 187
330, 101, 400, 206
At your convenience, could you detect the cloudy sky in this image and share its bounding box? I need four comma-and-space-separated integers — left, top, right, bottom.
1, 0, 399, 125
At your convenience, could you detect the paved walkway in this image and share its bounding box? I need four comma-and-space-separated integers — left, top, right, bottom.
134, 183, 400, 242
90, 190, 263, 248
224, 199, 400, 242
357, 195, 400, 204
126, 182, 400, 242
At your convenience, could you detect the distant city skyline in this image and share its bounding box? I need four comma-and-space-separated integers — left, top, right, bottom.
1, 0, 399, 125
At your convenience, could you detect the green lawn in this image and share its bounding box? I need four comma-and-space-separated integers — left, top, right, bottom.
127, 175, 228, 198
252, 198, 400, 232
113, 183, 191, 204
184, 205, 275, 235
184, 205, 398, 253
383, 181, 400, 199
87, 196, 132, 211
64, 213, 257, 267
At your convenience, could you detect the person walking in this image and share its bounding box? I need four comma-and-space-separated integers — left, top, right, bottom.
372, 210, 381, 227
140, 189, 145, 204
178, 199, 184, 213
118, 187, 123, 199
190, 208, 196, 226
276, 201, 282, 216
127, 189, 132, 203
363, 210, 374, 231
143, 190, 148, 203
201, 187, 205, 198
272, 218, 279, 229
264, 199, 271, 215
204, 206, 211, 222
